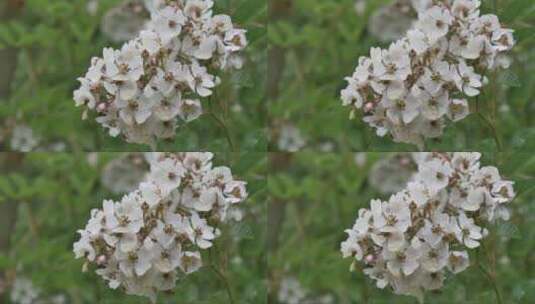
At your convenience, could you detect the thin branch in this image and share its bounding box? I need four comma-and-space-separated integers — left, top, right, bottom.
209, 111, 236, 151
476, 244, 503, 304
477, 112, 503, 151
476, 261, 503, 304
208, 248, 234, 304
25, 202, 39, 239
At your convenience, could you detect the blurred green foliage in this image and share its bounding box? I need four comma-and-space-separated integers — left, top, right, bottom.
268, 152, 535, 303
0, 0, 267, 151
0, 152, 267, 303
268, 0, 535, 151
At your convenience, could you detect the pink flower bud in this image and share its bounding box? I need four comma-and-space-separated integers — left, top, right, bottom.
97, 102, 107, 113
96, 255, 107, 266
364, 102, 374, 113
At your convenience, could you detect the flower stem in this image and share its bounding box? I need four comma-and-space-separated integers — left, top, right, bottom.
477, 262, 503, 304
477, 243, 503, 304
477, 112, 502, 151
209, 248, 234, 304
210, 112, 236, 151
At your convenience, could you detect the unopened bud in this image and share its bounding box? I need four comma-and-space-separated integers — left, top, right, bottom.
364, 102, 374, 113
96, 254, 107, 266
97, 102, 108, 113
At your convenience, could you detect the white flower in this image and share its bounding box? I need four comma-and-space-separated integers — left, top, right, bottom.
371, 226, 405, 252
190, 212, 215, 249
341, 1, 514, 147
187, 61, 216, 97
418, 213, 450, 247
75, 0, 247, 146
104, 79, 139, 101
382, 193, 412, 232
136, 239, 157, 276
148, 157, 185, 194
417, 159, 452, 193
463, 187, 487, 211
151, 6, 185, 43
179, 251, 202, 274
383, 93, 420, 124
447, 98, 470, 121
196, 187, 221, 211
454, 60, 482, 96
451, 0, 481, 19
9, 124, 40, 152
341, 229, 364, 260
457, 212, 482, 248
420, 242, 449, 272
140, 181, 165, 208
74, 152, 247, 302
73, 232, 96, 261
152, 95, 181, 121
384, 241, 421, 276
379, 40, 411, 82
408, 179, 435, 204
117, 41, 144, 80
420, 90, 450, 121
277, 123, 306, 152
420, 61, 453, 94
178, 99, 203, 122
342, 153, 515, 301
278, 277, 307, 304
451, 34, 486, 59
451, 152, 481, 171
117, 98, 155, 125
139, 30, 162, 55
101, 153, 147, 194
153, 244, 182, 273
407, 29, 429, 54
447, 250, 470, 273
492, 28, 515, 51
418, 6, 453, 43
184, 0, 213, 20
113, 193, 143, 234
10, 277, 40, 304
74, 84, 96, 108
341, 86, 364, 108
225, 29, 248, 52
492, 180, 515, 202
475, 166, 501, 184
224, 180, 248, 204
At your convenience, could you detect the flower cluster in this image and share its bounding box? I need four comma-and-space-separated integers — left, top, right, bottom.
276, 123, 306, 152
277, 277, 306, 304
100, 0, 150, 43
368, 0, 415, 43
9, 276, 67, 304
10, 277, 40, 304
101, 153, 149, 194
369, 153, 416, 195
341, 0, 514, 148
73, 152, 247, 302
74, 0, 247, 146
341, 152, 515, 301
277, 276, 335, 304
9, 124, 40, 152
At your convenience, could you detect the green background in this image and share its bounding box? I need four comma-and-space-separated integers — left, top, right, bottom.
0, 152, 267, 303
